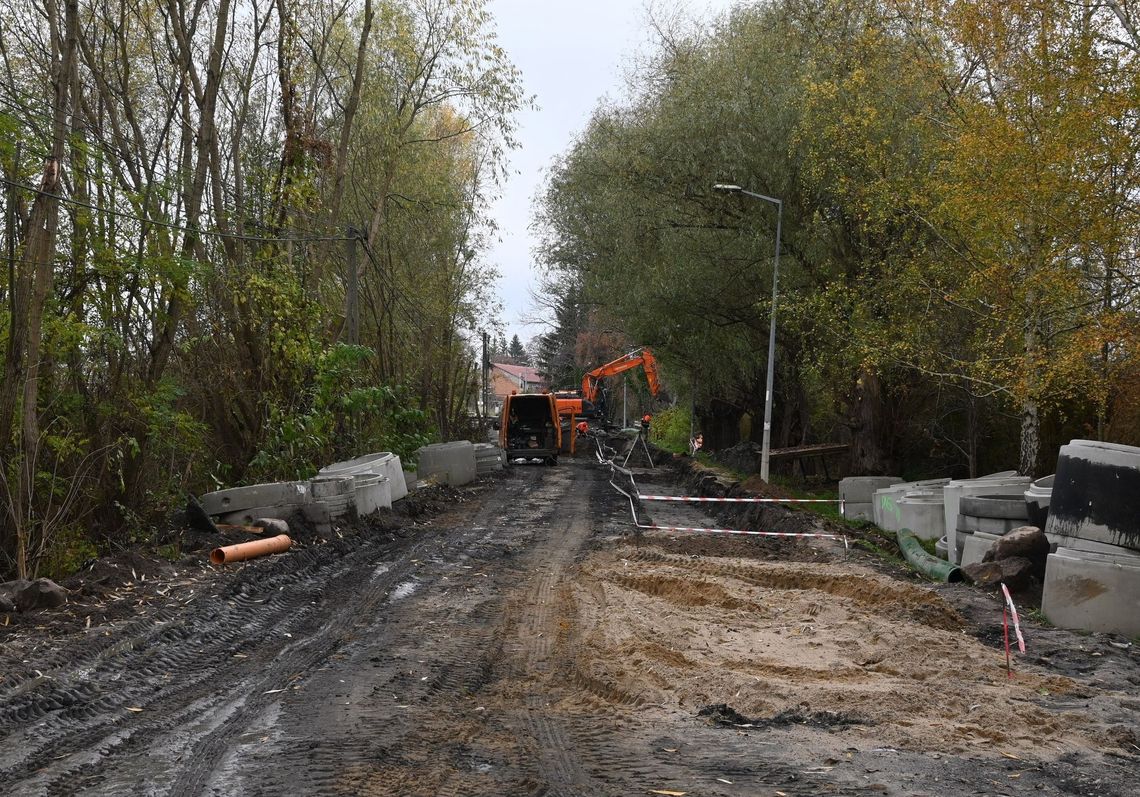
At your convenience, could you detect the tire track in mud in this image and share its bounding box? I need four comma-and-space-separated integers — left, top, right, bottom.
211, 465, 574, 797
0, 532, 424, 796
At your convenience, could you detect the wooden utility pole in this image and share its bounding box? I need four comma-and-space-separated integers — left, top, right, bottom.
346, 227, 359, 345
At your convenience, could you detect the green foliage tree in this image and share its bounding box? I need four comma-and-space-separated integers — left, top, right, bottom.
0, 0, 525, 578
534, 0, 1140, 478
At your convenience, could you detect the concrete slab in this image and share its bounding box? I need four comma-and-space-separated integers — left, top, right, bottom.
1043, 545, 1140, 637
200, 481, 310, 516
960, 530, 1001, 567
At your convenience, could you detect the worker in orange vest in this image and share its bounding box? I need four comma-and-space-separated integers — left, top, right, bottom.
640, 413, 651, 439
576, 420, 589, 436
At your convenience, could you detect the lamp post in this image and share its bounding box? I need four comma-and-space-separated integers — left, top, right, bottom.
712, 183, 781, 483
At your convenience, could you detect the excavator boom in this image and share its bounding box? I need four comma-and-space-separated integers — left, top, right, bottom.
581, 347, 661, 404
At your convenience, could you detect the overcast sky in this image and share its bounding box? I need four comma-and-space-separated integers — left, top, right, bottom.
484, 0, 738, 346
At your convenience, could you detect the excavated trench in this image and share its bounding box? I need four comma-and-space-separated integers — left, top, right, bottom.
1, 456, 1138, 796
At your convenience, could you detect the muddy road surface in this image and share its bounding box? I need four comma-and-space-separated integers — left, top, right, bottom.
2, 459, 1138, 796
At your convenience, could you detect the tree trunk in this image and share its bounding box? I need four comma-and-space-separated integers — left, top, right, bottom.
13, 0, 79, 578
848, 368, 889, 474
327, 0, 373, 231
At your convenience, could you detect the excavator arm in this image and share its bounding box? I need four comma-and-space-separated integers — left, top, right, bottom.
581, 348, 661, 403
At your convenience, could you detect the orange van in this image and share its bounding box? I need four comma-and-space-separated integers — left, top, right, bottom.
497, 393, 561, 465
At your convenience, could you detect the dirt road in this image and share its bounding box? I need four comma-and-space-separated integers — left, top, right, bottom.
1, 459, 1138, 795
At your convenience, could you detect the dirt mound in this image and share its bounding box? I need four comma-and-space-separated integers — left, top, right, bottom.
565, 547, 1102, 756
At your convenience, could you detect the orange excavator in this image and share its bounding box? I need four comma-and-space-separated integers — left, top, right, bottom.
555, 347, 661, 423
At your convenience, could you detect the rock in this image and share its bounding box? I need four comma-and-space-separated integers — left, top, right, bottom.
995, 556, 1038, 592
962, 561, 1003, 588
0, 579, 30, 607
984, 525, 1050, 579
16, 578, 68, 611
252, 518, 290, 535
0, 593, 15, 613
962, 557, 1037, 592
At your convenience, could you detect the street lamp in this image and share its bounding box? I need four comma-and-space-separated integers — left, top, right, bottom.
712, 182, 782, 483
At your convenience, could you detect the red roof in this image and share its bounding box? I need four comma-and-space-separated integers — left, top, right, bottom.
492, 362, 545, 386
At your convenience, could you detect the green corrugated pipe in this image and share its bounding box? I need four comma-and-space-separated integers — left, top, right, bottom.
896, 527, 963, 583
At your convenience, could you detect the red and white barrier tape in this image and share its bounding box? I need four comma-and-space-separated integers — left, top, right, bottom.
601, 441, 847, 552
1000, 583, 1026, 653
639, 494, 842, 504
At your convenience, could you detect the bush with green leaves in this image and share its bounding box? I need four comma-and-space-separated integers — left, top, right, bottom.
649, 405, 692, 454
248, 344, 434, 481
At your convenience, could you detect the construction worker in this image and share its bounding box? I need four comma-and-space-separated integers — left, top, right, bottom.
690, 432, 703, 455
576, 420, 589, 436
641, 413, 651, 439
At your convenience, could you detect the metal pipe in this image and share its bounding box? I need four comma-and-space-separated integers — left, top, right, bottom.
210, 534, 292, 565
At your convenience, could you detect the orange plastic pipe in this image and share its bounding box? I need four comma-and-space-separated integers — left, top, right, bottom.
210, 534, 292, 565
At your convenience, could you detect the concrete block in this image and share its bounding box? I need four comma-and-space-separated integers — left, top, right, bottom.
402, 471, 417, 491
839, 476, 903, 504
416, 441, 477, 486
1043, 545, 1140, 637
842, 501, 873, 521
199, 481, 310, 516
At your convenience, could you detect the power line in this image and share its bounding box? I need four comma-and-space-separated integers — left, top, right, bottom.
0, 176, 354, 244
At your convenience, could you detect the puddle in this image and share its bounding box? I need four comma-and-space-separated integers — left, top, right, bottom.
389, 581, 418, 602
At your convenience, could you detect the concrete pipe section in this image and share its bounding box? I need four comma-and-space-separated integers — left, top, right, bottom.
1046, 439, 1140, 552
353, 474, 392, 516
955, 493, 1030, 565
941, 473, 1030, 565
872, 479, 950, 532
319, 452, 408, 502
210, 534, 292, 565
1025, 474, 1054, 531
1043, 545, 1140, 637
199, 481, 310, 518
